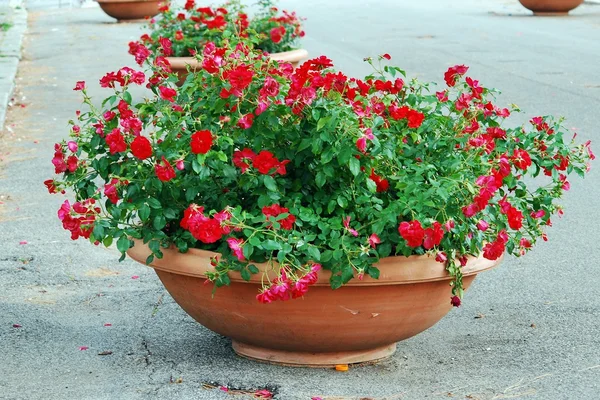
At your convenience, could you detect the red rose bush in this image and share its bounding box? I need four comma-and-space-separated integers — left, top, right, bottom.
48, 45, 593, 304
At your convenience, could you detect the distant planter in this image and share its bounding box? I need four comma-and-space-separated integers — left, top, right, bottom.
167, 49, 309, 86
95, 0, 161, 21
518, 0, 584, 15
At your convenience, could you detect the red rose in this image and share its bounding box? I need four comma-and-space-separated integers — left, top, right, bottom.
253, 151, 279, 174
190, 130, 213, 154
233, 148, 256, 172
155, 157, 176, 182
262, 204, 295, 230
227, 65, 254, 93
270, 26, 286, 44
407, 109, 425, 129
423, 222, 444, 249
511, 149, 532, 170
130, 136, 153, 160
73, 81, 85, 91
105, 129, 127, 154
444, 64, 469, 87
506, 206, 523, 230
158, 86, 177, 102
398, 220, 425, 248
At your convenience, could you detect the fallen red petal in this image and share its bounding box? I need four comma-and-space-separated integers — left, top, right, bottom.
12, 324, 22, 328
79, 346, 89, 351
131, 275, 139, 280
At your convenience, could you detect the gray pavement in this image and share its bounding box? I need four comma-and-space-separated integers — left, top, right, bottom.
0, 0, 27, 131
0, 1, 599, 399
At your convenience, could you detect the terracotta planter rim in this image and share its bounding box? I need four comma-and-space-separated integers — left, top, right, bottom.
165, 48, 308, 70
127, 239, 501, 286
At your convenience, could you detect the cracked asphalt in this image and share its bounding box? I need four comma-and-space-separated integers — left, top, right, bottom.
0, 1, 599, 399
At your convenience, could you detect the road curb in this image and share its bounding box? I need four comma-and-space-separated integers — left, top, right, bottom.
0, 0, 27, 132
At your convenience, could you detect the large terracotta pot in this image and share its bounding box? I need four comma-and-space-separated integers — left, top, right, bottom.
127, 241, 501, 367
166, 49, 309, 86
95, 0, 161, 21
518, 0, 583, 15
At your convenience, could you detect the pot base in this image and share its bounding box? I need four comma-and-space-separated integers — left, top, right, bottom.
532, 11, 569, 15
232, 341, 397, 367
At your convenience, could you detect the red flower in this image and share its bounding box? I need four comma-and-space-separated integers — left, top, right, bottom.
369, 170, 389, 192
506, 206, 523, 230
175, 30, 184, 41
155, 157, 176, 182
483, 240, 505, 260
450, 296, 461, 307
407, 109, 425, 129
252, 150, 285, 174
444, 64, 469, 87
356, 137, 367, 153
159, 86, 177, 102
190, 130, 213, 154
158, 37, 173, 56
342, 216, 358, 237
73, 81, 85, 91
423, 222, 444, 249
398, 220, 425, 248
262, 204, 296, 230
44, 179, 60, 194
227, 65, 254, 94
381, 53, 391, 60
511, 149, 532, 170
191, 217, 223, 243
237, 113, 254, 129
270, 26, 286, 44
105, 129, 127, 154
204, 15, 227, 30
233, 148, 256, 173
130, 136, 153, 160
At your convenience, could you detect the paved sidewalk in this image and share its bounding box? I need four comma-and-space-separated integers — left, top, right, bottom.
0, 1, 599, 399
0, 0, 27, 131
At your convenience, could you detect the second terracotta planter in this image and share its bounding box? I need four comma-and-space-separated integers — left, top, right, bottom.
127, 240, 501, 367
167, 49, 309, 86
518, 0, 584, 15
95, 0, 161, 21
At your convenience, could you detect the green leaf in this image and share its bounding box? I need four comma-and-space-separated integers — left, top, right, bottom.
122, 91, 132, 104
317, 116, 330, 131
103, 236, 113, 248
248, 264, 259, 274
153, 215, 166, 230
337, 195, 348, 209
263, 175, 277, 191
147, 198, 161, 209
368, 266, 380, 279
307, 246, 321, 261
262, 240, 281, 251
139, 204, 151, 221
330, 275, 343, 289
116, 236, 131, 253
241, 268, 251, 281
349, 157, 360, 176
315, 172, 326, 188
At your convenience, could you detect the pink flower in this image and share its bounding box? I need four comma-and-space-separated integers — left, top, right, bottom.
356, 137, 367, 153
73, 81, 85, 91
237, 113, 254, 129
343, 216, 358, 237
19, 240, 28, 245
67, 141, 78, 152
476, 220, 489, 231
227, 237, 245, 261
435, 251, 447, 263
368, 233, 381, 248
